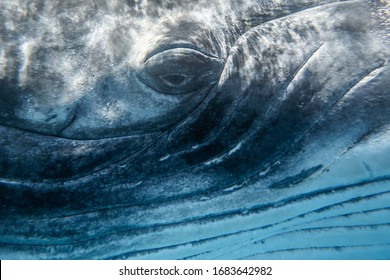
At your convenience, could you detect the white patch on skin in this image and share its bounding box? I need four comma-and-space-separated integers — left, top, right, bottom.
0, 49, 6, 79
18, 39, 37, 87
204, 155, 224, 166
72, 145, 95, 156
223, 183, 244, 192
204, 141, 243, 166
159, 154, 171, 161
357, 62, 387, 85
259, 166, 271, 176
86, 15, 117, 64
228, 141, 243, 156
95, 101, 123, 124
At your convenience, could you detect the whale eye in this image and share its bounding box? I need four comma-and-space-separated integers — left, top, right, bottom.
138, 48, 223, 95
160, 73, 190, 87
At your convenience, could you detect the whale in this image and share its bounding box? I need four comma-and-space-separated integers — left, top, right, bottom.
1, 0, 390, 259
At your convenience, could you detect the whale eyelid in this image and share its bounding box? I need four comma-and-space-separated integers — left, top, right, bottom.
138, 46, 224, 95
143, 44, 221, 63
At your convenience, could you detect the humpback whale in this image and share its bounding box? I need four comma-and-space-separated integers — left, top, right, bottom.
1, 0, 390, 259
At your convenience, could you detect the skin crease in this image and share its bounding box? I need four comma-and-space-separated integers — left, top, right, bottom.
0, 0, 390, 259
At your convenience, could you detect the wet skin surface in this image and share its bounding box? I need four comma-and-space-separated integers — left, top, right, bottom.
0, 0, 390, 259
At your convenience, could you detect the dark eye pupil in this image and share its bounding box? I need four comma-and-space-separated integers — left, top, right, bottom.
161, 74, 187, 86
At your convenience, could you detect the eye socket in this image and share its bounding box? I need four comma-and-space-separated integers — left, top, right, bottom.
138, 48, 224, 95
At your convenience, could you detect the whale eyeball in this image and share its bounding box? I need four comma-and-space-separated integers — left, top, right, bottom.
160, 73, 191, 87
138, 48, 223, 95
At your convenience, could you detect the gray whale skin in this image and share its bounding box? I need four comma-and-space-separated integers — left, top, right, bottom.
1, 0, 390, 259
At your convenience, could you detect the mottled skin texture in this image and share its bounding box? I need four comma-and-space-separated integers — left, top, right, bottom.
0, 0, 390, 259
